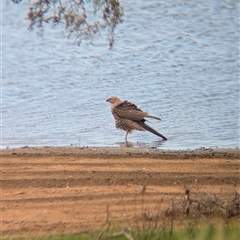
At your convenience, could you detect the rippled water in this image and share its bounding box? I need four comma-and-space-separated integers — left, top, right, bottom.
2, 0, 239, 149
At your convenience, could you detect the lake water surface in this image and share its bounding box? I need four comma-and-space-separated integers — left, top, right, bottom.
2, 0, 239, 149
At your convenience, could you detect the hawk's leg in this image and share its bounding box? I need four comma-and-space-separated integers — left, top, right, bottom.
125, 130, 130, 143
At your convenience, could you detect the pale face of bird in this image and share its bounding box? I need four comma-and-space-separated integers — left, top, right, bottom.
106, 96, 122, 105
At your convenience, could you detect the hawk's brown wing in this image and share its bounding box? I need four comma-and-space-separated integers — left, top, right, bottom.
112, 101, 148, 121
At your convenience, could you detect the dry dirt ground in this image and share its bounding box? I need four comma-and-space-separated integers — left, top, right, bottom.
1, 147, 239, 238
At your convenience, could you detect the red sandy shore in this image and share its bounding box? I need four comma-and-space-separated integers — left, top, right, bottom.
1, 147, 239, 237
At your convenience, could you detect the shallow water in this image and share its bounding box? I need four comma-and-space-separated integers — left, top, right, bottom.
2, 0, 239, 149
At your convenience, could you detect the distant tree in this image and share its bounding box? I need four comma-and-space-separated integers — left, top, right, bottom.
12, 0, 124, 47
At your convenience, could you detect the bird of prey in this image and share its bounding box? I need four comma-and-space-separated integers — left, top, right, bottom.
106, 96, 167, 143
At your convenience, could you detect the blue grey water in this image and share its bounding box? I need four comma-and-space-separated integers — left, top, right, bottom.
2, 0, 239, 150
